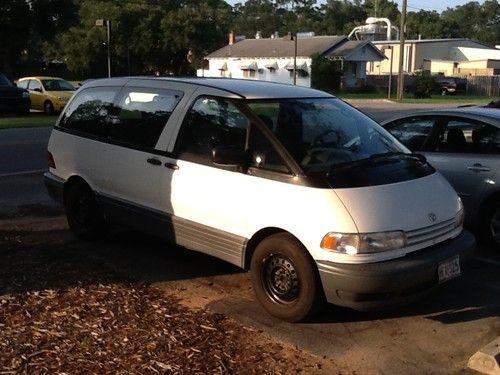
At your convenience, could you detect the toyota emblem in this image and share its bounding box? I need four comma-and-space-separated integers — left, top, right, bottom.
428, 213, 437, 223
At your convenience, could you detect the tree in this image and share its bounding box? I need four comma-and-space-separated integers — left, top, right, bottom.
0, 0, 31, 77
45, 0, 233, 77
310, 54, 342, 92
442, 0, 500, 46
364, 0, 399, 20
317, 0, 367, 36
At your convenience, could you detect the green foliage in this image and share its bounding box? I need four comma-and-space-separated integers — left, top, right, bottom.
310, 54, 342, 93
411, 71, 438, 99
44, 0, 232, 77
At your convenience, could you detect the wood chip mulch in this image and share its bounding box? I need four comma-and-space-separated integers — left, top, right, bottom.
0, 229, 330, 374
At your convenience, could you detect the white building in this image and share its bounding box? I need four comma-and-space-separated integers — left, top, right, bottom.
198, 34, 385, 88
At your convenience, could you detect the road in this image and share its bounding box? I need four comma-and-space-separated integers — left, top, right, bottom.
1, 101, 497, 374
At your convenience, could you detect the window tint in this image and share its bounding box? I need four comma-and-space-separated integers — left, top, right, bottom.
249, 127, 290, 174
41, 79, 75, 91
59, 87, 117, 137
28, 80, 42, 91
385, 117, 434, 151
438, 119, 500, 154
108, 88, 181, 149
176, 97, 249, 162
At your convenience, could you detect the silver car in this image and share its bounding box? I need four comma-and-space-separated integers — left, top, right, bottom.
383, 107, 500, 247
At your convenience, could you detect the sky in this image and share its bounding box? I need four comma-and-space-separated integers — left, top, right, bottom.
224, 0, 486, 13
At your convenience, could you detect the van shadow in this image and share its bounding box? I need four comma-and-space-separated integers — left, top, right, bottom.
0, 227, 244, 296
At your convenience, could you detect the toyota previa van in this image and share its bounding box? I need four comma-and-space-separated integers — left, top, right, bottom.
44, 78, 475, 322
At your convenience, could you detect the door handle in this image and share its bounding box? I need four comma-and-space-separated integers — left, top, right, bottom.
164, 162, 179, 170
147, 157, 162, 166
467, 163, 490, 172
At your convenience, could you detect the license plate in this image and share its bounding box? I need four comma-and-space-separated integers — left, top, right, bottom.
438, 255, 461, 283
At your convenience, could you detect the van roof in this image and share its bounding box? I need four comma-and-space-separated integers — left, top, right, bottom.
83, 77, 333, 100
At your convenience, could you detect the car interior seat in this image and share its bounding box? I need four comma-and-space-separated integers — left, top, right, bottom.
445, 128, 467, 152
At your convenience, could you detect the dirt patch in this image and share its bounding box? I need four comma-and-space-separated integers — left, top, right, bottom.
0, 218, 341, 374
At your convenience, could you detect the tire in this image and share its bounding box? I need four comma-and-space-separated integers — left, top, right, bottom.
479, 201, 500, 248
250, 233, 323, 322
44, 100, 54, 115
65, 183, 108, 241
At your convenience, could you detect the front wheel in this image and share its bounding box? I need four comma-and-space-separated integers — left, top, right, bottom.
479, 201, 500, 249
65, 183, 108, 240
250, 233, 323, 322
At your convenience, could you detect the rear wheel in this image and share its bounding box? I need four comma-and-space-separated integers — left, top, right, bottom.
250, 233, 323, 322
44, 100, 54, 115
65, 183, 108, 240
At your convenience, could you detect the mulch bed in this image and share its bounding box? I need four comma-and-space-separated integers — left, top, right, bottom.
0, 229, 332, 374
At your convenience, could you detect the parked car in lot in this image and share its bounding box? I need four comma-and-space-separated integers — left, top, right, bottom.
0, 73, 30, 114
17, 76, 76, 114
434, 76, 467, 95
383, 107, 500, 248
44, 78, 474, 321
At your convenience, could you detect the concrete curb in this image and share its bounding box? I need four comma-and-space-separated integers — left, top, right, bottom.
468, 337, 500, 375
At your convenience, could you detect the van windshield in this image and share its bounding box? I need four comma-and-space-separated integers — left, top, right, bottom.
248, 97, 434, 187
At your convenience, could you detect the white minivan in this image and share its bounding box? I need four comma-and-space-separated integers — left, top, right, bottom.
45, 77, 475, 322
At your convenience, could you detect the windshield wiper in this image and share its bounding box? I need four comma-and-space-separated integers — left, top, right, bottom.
328, 151, 427, 175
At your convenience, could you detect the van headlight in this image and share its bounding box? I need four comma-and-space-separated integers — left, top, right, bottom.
320, 231, 407, 255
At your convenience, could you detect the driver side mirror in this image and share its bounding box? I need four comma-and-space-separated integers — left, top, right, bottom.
32, 88, 42, 93
212, 146, 248, 167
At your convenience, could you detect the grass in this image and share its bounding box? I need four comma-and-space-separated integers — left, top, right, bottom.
0, 114, 58, 129
337, 92, 493, 104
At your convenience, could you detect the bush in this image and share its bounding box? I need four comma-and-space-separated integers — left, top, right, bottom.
411, 71, 437, 98
310, 54, 342, 93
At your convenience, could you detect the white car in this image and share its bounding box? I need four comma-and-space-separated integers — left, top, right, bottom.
44, 77, 475, 322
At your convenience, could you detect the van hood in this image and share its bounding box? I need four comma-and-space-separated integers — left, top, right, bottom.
333, 172, 461, 233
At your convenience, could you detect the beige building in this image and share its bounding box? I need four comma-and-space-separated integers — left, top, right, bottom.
367, 38, 499, 76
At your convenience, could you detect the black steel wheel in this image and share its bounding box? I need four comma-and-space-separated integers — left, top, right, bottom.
65, 182, 108, 240
480, 201, 500, 249
251, 233, 323, 322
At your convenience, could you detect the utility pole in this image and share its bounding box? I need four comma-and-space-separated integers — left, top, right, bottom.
96, 19, 111, 78
396, 0, 407, 101
293, 33, 298, 85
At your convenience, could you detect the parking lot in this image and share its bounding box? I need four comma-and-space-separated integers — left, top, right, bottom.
1, 101, 499, 374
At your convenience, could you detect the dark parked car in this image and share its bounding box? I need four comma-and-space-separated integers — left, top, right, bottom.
435, 76, 467, 95
0, 73, 30, 114
383, 107, 500, 248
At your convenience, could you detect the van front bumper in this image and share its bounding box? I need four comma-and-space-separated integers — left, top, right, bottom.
317, 230, 475, 310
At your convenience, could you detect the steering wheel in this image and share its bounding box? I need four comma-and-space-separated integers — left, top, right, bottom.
301, 147, 355, 167
311, 129, 340, 147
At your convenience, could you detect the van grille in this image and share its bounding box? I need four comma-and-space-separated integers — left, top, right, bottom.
406, 217, 457, 246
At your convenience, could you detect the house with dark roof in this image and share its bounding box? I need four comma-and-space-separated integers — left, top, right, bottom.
197, 33, 386, 88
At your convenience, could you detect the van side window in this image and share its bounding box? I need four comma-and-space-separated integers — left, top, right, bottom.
176, 97, 249, 163
249, 127, 291, 174
59, 88, 117, 137
109, 88, 182, 149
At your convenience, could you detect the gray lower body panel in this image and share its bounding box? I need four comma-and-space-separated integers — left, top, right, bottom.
98, 194, 247, 268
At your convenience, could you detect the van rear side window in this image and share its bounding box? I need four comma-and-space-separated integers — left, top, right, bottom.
59, 87, 118, 137
109, 88, 182, 149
